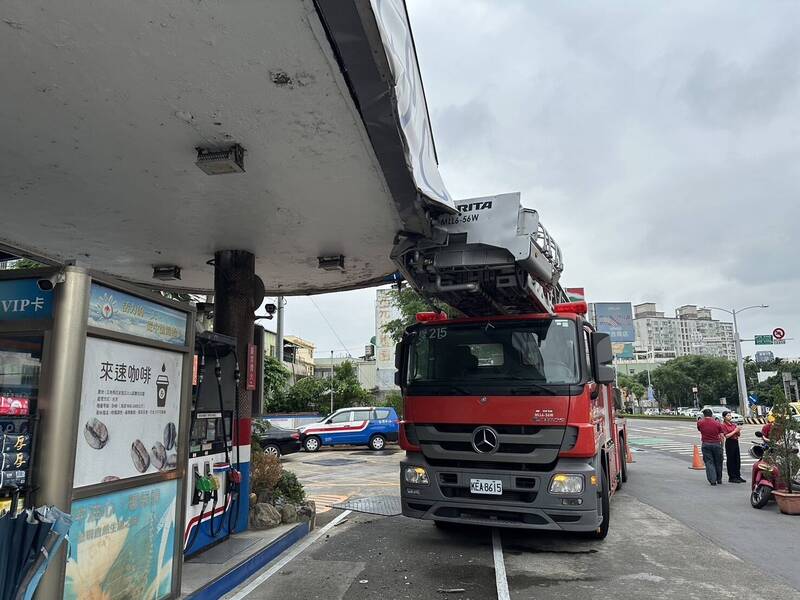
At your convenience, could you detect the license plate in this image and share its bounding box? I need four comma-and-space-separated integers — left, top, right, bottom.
470, 478, 503, 495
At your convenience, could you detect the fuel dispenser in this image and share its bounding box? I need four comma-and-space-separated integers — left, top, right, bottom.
184, 332, 243, 556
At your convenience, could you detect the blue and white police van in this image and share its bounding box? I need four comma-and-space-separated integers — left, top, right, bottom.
298, 406, 399, 452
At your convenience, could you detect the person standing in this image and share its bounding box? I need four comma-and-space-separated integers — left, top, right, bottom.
721, 411, 745, 483
697, 408, 725, 485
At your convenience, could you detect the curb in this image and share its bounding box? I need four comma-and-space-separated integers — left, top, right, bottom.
184, 522, 310, 600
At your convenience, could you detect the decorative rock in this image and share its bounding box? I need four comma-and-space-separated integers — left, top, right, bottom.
250, 503, 281, 529
280, 503, 297, 524
297, 500, 316, 529
249, 492, 258, 508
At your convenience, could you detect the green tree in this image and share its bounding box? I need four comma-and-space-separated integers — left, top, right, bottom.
383, 390, 404, 418
617, 374, 645, 401
263, 355, 291, 411
382, 287, 458, 343
766, 383, 800, 494
271, 376, 326, 413
9, 258, 46, 269
331, 360, 369, 412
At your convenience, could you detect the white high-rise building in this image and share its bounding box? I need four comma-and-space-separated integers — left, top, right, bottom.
634, 303, 735, 361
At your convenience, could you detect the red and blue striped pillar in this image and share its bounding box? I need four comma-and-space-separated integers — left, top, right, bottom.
214, 250, 258, 534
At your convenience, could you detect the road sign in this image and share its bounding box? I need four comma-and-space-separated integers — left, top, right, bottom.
773, 327, 785, 340
755, 335, 773, 345
692, 386, 698, 393
748, 394, 758, 406
774, 339, 786, 345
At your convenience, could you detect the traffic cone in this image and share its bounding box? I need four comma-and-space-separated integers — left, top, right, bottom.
626, 443, 635, 464
689, 445, 705, 470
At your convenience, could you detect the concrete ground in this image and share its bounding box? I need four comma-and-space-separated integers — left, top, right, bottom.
223, 424, 799, 599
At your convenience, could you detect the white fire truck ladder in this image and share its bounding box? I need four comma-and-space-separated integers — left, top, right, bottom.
392, 192, 568, 317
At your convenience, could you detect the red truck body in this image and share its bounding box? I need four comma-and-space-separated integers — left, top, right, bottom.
396, 309, 627, 538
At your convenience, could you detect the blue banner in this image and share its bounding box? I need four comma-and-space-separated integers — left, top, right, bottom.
65, 480, 176, 600
88, 284, 188, 346
0, 278, 53, 321
594, 302, 635, 343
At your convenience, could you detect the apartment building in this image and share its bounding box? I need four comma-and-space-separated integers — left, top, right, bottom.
634, 303, 735, 361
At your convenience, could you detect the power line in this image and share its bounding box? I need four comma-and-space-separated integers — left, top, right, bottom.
308, 296, 353, 358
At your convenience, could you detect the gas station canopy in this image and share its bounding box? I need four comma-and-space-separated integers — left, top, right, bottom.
0, 0, 453, 294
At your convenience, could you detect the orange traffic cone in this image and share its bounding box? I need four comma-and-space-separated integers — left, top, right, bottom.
689, 445, 705, 470
626, 443, 635, 464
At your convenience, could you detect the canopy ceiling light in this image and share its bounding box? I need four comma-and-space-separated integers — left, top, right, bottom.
318, 255, 345, 271
195, 144, 245, 175
152, 265, 182, 281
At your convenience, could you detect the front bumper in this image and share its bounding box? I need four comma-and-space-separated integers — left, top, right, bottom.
400, 453, 600, 531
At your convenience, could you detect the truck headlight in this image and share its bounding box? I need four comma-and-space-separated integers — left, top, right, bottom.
549, 474, 584, 494
404, 466, 430, 485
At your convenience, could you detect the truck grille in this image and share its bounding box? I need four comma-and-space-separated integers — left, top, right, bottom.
412, 423, 568, 468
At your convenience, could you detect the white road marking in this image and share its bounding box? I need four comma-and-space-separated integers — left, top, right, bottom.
492, 529, 511, 600
224, 509, 353, 600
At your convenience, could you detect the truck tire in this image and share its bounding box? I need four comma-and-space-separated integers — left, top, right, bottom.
304, 436, 321, 452
619, 436, 628, 484
585, 465, 610, 540
368, 434, 386, 451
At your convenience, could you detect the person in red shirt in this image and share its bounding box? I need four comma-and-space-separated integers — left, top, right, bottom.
721, 411, 745, 483
697, 408, 725, 485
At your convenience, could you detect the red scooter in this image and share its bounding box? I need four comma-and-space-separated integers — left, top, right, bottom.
750, 430, 800, 509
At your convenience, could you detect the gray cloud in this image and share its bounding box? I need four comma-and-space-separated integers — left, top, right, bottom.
283, 2, 800, 359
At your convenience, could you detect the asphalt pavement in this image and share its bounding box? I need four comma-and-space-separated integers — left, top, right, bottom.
223, 424, 799, 599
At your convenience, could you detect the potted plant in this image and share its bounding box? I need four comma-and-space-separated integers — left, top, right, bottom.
767, 391, 800, 515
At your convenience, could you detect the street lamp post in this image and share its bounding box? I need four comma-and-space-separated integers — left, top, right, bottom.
706, 305, 768, 417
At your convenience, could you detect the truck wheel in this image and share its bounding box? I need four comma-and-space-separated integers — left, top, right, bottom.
750, 484, 771, 509
304, 436, 321, 452
369, 434, 386, 451
585, 467, 610, 540
619, 437, 628, 484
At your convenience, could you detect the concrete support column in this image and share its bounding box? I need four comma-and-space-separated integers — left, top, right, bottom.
213, 250, 255, 532
35, 267, 91, 599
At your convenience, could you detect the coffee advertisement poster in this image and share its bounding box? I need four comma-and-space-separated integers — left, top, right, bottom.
74, 337, 183, 488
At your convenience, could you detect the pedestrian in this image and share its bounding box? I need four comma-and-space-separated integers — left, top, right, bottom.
721, 411, 746, 483
696, 408, 724, 486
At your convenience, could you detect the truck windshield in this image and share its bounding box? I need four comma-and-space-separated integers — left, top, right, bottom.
405, 319, 580, 390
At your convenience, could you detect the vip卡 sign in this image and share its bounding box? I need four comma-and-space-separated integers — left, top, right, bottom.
0, 278, 53, 321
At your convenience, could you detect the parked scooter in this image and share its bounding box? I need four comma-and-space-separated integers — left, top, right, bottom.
750, 431, 800, 509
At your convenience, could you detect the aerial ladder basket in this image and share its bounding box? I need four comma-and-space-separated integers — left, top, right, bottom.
392, 192, 567, 317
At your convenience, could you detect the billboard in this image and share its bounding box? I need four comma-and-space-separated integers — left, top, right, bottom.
65, 480, 176, 600
73, 337, 183, 488
594, 302, 635, 343
88, 284, 188, 347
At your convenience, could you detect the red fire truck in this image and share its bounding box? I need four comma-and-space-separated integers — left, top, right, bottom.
391, 193, 628, 538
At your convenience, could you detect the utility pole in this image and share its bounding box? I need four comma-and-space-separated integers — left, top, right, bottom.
330, 349, 334, 414
276, 295, 284, 361
706, 305, 768, 418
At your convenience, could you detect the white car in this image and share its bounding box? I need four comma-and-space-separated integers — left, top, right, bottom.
685, 408, 702, 418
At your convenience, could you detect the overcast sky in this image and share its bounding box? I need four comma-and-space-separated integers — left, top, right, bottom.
278, 1, 800, 359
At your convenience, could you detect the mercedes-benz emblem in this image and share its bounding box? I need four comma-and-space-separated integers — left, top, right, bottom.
471, 426, 499, 454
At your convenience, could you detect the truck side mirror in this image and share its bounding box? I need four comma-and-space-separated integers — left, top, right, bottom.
591, 332, 615, 384
394, 342, 404, 387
